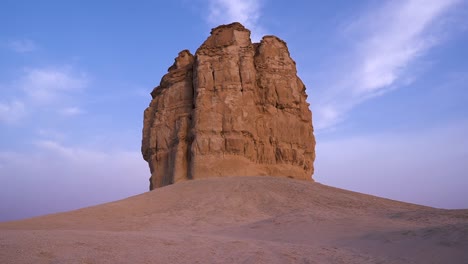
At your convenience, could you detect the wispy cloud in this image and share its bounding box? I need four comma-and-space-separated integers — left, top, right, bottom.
19, 67, 88, 104
206, 0, 264, 41
0, 100, 26, 124
58, 106, 84, 116
7, 39, 37, 53
0, 67, 88, 125
34, 139, 76, 158
37, 128, 66, 141
313, 0, 462, 131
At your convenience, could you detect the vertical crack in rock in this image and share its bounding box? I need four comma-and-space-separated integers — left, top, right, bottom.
142, 22, 316, 190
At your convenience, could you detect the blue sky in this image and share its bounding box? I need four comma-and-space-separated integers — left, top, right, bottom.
1, 0, 467, 221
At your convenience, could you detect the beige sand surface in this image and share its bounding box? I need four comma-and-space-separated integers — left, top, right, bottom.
1, 176, 467, 263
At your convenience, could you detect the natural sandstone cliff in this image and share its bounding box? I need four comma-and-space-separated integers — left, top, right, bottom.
142, 22, 315, 189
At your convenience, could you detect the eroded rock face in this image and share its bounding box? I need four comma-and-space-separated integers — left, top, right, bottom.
142, 23, 315, 189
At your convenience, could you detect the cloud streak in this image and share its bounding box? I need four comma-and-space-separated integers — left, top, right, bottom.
313, 0, 462, 131
0, 67, 88, 124
20, 67, 88, 104
206, 0, 264, 41
0, 100, 26, 124
59, 106, 84, 116
8, 39, 37, 53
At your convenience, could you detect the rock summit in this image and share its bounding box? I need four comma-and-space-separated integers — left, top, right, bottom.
142, 22, 316, 189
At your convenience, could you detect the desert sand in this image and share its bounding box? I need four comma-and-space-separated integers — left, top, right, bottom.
1, 176, 467, 263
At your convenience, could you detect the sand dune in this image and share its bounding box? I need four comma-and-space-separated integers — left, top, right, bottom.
1, 176, 467, 263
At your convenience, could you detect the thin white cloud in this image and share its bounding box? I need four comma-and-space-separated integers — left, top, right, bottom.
33, 139, 113, 163
206, 0, 264, 41
19, 67, 88, 104
59, 106, 84, 116
37, 129, 66, 141
8, 39, 37, 53
34, 139, 74, 158
0, 100, 26, 124
313, 0, 462, 131
0, 67, 88, 125
355, 0, 458, 93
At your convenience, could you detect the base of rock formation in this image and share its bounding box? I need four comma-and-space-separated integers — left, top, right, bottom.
2, 176, 467, 263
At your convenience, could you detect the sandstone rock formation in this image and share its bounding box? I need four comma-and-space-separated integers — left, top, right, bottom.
142, 22, 315, 189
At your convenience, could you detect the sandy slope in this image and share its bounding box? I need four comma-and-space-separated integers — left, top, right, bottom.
1, 176, 467, 263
